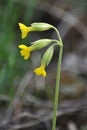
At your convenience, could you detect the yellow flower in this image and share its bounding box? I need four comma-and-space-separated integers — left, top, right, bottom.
19, 23, 32, 39
33, 45, 54, 77
19, 45, 33, 60
34, 64, 46, 77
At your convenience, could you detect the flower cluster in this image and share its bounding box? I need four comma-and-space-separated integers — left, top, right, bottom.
18, 22, 60, 77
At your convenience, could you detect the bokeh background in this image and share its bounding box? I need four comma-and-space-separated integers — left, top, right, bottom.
0, 0, 87, 130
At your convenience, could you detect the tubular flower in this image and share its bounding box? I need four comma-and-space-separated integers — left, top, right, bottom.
19, 45, 33, 60
19, 22, 53, 39
19, 23, 32, 39
34, 64, 46, 77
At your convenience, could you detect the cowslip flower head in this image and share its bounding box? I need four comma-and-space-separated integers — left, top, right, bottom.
19, 45, 33, 60
19, 23, 32, 39
34, 64, 46, 77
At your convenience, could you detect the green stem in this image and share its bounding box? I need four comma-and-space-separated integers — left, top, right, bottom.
52, 40, 62, 46
52, 46, 63, 130
52, 26, 62, 42
52, 26, 63, 130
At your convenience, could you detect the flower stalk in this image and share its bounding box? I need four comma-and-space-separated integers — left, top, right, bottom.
52, 46, 63, 130
51, 26, 63, 130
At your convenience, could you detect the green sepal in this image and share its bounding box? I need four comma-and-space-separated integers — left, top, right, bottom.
41, 45, 54, 66
31, 39, 52, 50
31, 22, 52, 31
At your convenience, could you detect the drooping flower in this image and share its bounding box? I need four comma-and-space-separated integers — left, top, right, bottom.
19, 45, 33, 60
19, 23, 32, 39
34, 64, 46, 77
34, 45, 54, 77
18, 22, 53, 39
19, 39, 53, 60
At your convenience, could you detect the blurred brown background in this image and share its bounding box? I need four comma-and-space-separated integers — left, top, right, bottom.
0, 0, 87, 130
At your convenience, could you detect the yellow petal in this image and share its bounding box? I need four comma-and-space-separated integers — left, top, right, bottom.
22, 31, 28, 39
43, 70, 46, 77
24, 53, 30, 60
34, 68, 41, 75
20, 50, 26, 56
19, 44, 32, 60
19, 45, 27, 49
34, 65, 47, 77
19, 23, 26, 29
18, 23, 30, 39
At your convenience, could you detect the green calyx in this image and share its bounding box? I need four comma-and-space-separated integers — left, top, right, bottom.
31, 22, 53, 31
31, 39, 56, 50
41, 45, 54, 67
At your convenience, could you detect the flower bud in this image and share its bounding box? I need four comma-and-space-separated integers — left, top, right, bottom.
31, 22, 53, 31
41, 45, 54, 66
